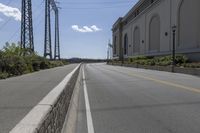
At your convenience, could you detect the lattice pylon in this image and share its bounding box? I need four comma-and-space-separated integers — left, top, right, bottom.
44, 0, 52, 59
21, 0, 34, 55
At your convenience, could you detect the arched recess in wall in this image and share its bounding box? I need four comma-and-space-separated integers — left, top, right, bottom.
178, 0, 200, 50
133, 26, 140, 54
149, 15, 160, 52
124, 34, 128, 55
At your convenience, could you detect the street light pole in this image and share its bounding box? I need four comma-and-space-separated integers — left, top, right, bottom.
172, 25, 177, 72
121, 48, 124, 65
107, 46, 109, 64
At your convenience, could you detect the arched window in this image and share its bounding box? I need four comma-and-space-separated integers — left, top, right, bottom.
149, 15, 160, 52
133, 26, 140, 54
124, 34, 128, 55
178, 0, 200, 49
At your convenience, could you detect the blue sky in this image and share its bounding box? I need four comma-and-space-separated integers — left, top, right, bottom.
0, 0, 138, 59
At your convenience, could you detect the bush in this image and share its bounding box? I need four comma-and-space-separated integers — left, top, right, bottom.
49, 61, 64, 68
0, 72, 9, 79
61, 60, 69, 65
0, 42, 69, 79
175, 55, 188, 64
32, 61, 40, 71
3, 55, 27, 76
40, 61, 50, 69
127, 55, 188, 66
183, 63, 200, 68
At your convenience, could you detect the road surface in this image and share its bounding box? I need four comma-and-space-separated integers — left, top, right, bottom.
77, 63, 200, 133
0, 64, 78, 133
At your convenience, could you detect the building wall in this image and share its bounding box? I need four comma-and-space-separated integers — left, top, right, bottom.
113, 29, 120, 57
113, 0, 200, 60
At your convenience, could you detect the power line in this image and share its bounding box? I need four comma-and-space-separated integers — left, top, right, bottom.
61, 4, 132, 10
33, 10, 44, 32
0, 18, 12, 31
9, 9, 44, 43
7, 27, 20, 42
0, 0, 15, 31
6, 0, 45, 43
6, 0, 14, 5
61, 1, 135, 4
32, 0, 45, 18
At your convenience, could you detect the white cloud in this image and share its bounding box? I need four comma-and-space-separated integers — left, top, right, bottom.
0, 3, 21, 21
91, 25, 102, 31
71, 25, 102, 33
83, 26, 93, 32
0, 18, 3, 22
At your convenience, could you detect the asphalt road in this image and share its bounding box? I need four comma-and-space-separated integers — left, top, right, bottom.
76, 63, 200, 133
0, 64, 78, 133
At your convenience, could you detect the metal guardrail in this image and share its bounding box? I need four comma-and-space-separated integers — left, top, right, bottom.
10, 64, 81, 133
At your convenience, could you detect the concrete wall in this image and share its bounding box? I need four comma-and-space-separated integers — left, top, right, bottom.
113, 0, 200, 60
10, 65, 81, 133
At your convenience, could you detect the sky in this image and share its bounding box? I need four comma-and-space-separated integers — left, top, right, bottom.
0, 0, 138, 59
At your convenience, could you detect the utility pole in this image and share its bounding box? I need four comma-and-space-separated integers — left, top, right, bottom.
172, 25, 177, 72
21, 0, 34, 55
108, 40, 113, 60
44, 0, 52, 59
107, 46, 109, 64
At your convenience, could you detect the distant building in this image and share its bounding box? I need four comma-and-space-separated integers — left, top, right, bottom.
112, 0, 200, 61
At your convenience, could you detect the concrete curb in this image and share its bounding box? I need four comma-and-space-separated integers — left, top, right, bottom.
10, 64, 81, 133
61, 65, 83, 133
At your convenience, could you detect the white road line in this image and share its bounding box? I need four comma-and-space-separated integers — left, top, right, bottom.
83, 67, 95, 133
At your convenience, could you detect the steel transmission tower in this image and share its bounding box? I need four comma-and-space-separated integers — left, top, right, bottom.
21, 0, 34, 54
44, 0, 60, 60
44, 0, 52, 59
51, 0, 60, 60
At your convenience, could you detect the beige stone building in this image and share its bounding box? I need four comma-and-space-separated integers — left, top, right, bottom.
112, 0, 200, 61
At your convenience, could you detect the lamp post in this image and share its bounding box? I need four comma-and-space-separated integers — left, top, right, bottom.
172, 25, 177, 72
108, 42, 113, 60
121, 47, 124, 65
107, 46, 109, 64
107, 40, 113, 64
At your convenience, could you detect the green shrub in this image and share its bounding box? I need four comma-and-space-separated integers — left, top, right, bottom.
183, 63, 200, 68
49, 61, 64, 68
32, 61, 40, 71
127, 55, 188, 66
0, 43, 70, 79
61, 60, 69, 65
40, 61, 50, 69
3, 55, 27, 75
175, 55, 189, 64
0, 72, 9, 79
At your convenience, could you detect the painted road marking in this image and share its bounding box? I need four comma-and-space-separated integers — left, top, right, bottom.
106, 66, 200, 94
128, 72, 200, 93
83, 67, 95, 133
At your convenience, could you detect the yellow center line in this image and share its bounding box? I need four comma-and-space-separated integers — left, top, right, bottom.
107, 66, 200, 94
127, 72, 200, 93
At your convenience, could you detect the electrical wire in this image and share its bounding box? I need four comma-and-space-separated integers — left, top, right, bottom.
6, 0, 45, 42
0, 18, 12, 31
0, 0, 15, 30
61, 4, 132, 10
6, 0, 14, 5
7, 27, 20, 42
61, 1, 135, 4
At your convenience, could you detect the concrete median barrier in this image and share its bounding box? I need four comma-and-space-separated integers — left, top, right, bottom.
10, 64, 81, 133
61, 65, 83, 133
